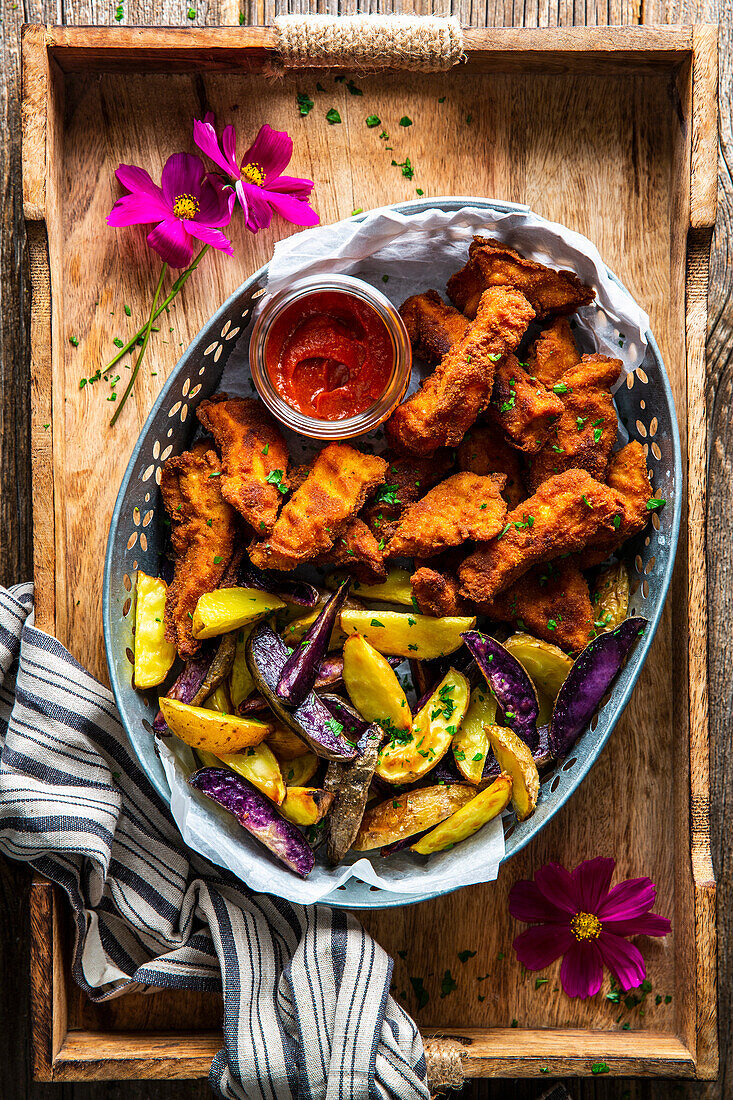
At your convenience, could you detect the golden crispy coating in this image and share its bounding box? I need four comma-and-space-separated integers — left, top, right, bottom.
485, 354, 564, 454
411, 566, 467, 617
525, 354, 622, 491
582, 442, 654, 567
385, 472, 507, 559
474, 560, 595, 653
161, 444, 239, 658
447, 237, 596, 321
457, 424, 526, 508
196, 395, 289, 535
316, 518, 387, 585
400, 290, 470, 363
526, 317, 581, 387
249, 444, 387, 571
385, 286, 535, 455
459, 469, 623, 602
362, 451, 455, 544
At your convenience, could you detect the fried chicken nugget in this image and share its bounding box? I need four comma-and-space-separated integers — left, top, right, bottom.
447, 237, 596, 321
457, 425, 526, 508
385, 286, 535, 455
525, 354, 622, 491
385, 472, 507, 559
473, 559, 595, 653
485, 354, 564, 454
526, 317, 581, 387
362, 450, 455, 545
411, 566, 467, 617
161, 444, 239, 658
400, 290, 470, 363
196, 395, 289, 535
316, 518, 387, 585
459, 469, 623, 602
249, 444, 387, 571
582, 441, 654, 567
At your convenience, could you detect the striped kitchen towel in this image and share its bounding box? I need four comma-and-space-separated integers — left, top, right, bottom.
0, 584, 429, 1100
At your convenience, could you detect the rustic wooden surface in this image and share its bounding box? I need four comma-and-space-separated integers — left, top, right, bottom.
1, 13, 729, 1100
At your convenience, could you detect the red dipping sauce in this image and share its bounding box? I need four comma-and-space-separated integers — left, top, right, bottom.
264, 291, 395, 421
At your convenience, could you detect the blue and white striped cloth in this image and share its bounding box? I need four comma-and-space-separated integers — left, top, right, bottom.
0, 584, 429, 1100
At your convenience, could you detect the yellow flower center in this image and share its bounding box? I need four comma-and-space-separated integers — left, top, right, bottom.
172, 193, 199, 220
570, 911, 602, 941
241, 162, 265, 187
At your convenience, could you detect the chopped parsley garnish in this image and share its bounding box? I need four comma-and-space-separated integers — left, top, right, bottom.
409, 976, 429, 1009
382, 274, 389, 283
325, 718, 344, 736
69, 335, 79, 347
576, 416, 587, 429
487, 352, 502, 362
594, 427, 603, 442
646, 497, 666, 510
535, 977, 548, 989
326, 108, 342, 124
187, 7, 196, 18
370, 618, 385, 628
553, 382, 568, 394
261, 443, 269, 455
440, 969, 458, 997
465, 114, 473, 124
391, 157, 414, 179
265, 469, 288, 494
416, 187, 424, 196
352, 208, 363, 216
346, 79, 362, 95
438, 95, 446, 102
582, 494, 593, 508
613, 514, 621, 529
497, 523, 512, 539
374, 483, 400, 505
124, 304, 131, 316
408, 643, 419, 651
551, 444, 565, 453
296, 92, 314, 116
399, 115, 413, 127
472, 752, 483, 761
547, 619, 557, 631
591, 1063, 610, 1075
213, 555, 222, 564
366, 115, 381, 128
457, 950, 476, 963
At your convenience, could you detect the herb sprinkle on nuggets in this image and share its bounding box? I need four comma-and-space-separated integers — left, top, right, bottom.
248, 443, 388, 571
385, 472, 508, 559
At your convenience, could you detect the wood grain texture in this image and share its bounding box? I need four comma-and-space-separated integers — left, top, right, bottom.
0, 9, 729, 1100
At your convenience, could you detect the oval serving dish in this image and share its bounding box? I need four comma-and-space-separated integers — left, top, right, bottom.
103, 198, 681, 910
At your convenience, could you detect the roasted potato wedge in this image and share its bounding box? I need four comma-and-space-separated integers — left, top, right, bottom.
343, 634, 411, 735
486, 725, 540, 821
592, 560, 630, 632
265, 724, 311, 760
229, 625, 257, 708
197, 743, 286, 805
352, 783, 476, 851
452, 685, 497, 783
192, 587, 285, 640
376, 668, 469, 784
203, 682, 231, 714
327, 567, 415, 606
134, 572, 177, 689
340, 610, 476, 659
411, 772, 513, 854
282, 591, 363, 648
159, 696, 272, 754
504, 632, 574, 701
280, 787, 335, 826
281, 752, 319, 787
326, 724, 383, 865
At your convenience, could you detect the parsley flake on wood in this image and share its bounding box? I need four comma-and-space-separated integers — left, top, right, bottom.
399, 116, 413, 127
326, 108, 342, 124
346, 79, 363, 95
409, 976, 429, 1009
457, 949, 476, 963
366, 115, 381, 128
391, 157, 414, 179
591, 1062, 610, 1075
440, 969, 458, 997
296, 92, 315, 116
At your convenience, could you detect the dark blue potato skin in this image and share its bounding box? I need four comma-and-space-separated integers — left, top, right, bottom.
239, 561, 319, 607
549, 616, 649, 758
276, 579, 351, 706
461, 630, 540, 750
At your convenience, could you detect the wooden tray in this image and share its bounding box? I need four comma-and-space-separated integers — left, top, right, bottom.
22, 23, 717, 1082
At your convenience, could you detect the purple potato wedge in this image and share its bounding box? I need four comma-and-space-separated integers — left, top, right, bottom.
239, 562, 319, 608
549, 616, 649, 758
318, 693, 370, 745
189, 767, 315, 876
276, 579, 351, 706
462, 630, 540, 750
246, 622, 357, 761
326, 723, 384, 866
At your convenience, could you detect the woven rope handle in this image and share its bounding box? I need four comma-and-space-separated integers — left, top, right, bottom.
274, 15, 464, 72
423, 1037, 465, 1093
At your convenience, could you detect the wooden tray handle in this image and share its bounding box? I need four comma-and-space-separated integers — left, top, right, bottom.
273, 15, 464, 72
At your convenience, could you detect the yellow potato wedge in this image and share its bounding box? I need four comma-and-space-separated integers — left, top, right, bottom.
504, 633, 574, 701
280, 787, 334, 826
133, 572, 176, 689
343, 634, 411, 735
352, 784, 476, 851
159, 696, 272, 754
327, 567, 414, 606
411, 773, 513, 854
203, 683, 231, 714
229, 625, 257, 709
192, 587, 285, 641
592, 561, 630, 632
340, 610, 476, 660
281, 752, 319, 787
376, 668, 469, 784
486, 725, 540, 821
266, 725, 310, 760
197, 743, 286, 805
452, 685, 497, 784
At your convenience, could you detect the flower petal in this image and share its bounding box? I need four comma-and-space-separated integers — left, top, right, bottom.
262, 188, 319, 227
161, 153, 206, 208
195, 175, 234, 228
560, 941, 604, 999
241, 124, 292, 183
602, 912, 672, 938
597, 877, 656, 922
222, 125, 239, 175
513, 923, 575, 970
266, 174, 315, 201
107, 194, 169, 228
183, 221, 234, 256
571, 857, 616, 913
509, 879, 577, 925
193, 119, 238, 178
146, 218, 194, 268
597, 932, 646, 991
239, 181, 273, 232
114, 163, 167, 203
534, 862, 580, 914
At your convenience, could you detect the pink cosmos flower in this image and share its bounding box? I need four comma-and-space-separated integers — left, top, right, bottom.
509, 857, 671, 999
193, 116, 319, 233
107, 153, 234, 268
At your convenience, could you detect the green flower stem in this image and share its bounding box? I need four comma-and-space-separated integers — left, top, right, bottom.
110, 263, 168, 427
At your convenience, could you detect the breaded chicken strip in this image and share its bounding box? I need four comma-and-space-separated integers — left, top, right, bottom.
386, 286, 535, 455
525, 354, 622, 491
385, 472, 507, 559
161, 444, 239, 658
447, 237, 596, 321
411, 566, 467, 617
526, 317, 581, 387
362, 451, 455, 545
459, 469, 622, 602
582, 442, 654, 567
400, 290, 469, 363
473, 559, 595, 653
196, 395, 289, 535
485, 354, 564, 454
316, 518, 387, 585
457, 425, 526, 508
249, 444, 387, 571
